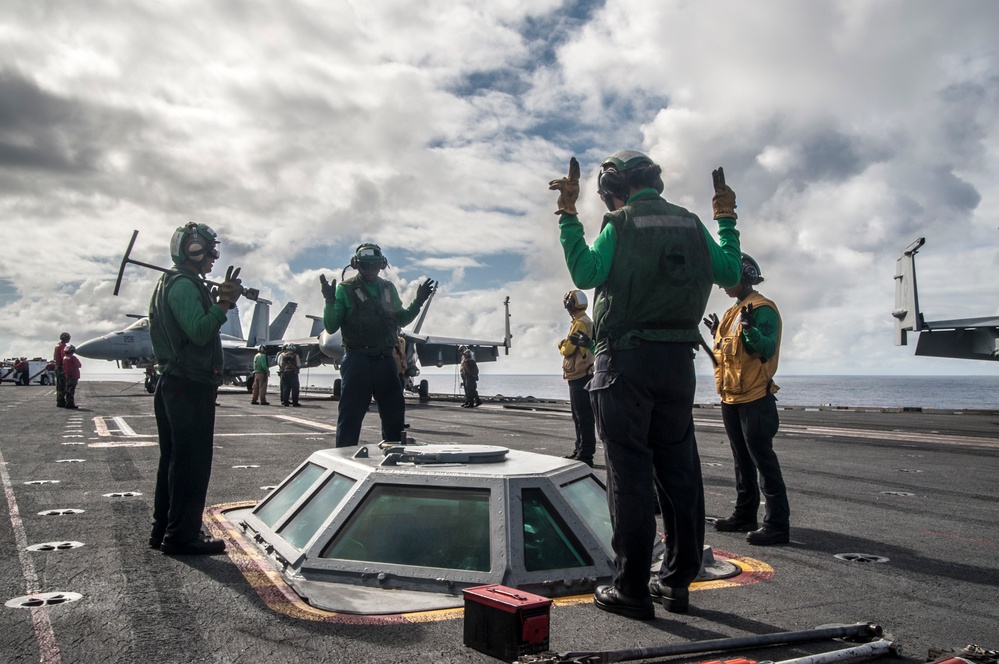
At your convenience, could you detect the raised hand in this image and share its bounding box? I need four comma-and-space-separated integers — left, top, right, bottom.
319, 274, 337, 300
702, 313, 719, 336
711, 166, 737, 219
548, 157, 581, 215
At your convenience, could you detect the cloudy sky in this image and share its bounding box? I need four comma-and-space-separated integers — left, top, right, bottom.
2, 0, 999, 378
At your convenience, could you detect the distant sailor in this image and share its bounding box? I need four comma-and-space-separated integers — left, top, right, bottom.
460, 347, 481, 408
251, 344, 270, 405
278, 343, 301, 407
320, 243, 435, 446
704, 253, 790, 545
54, 331, 71, 407
148, 221, 243, 555
558, 289, 596, 466
61, 345, 81, 409
550, 151, 742, 619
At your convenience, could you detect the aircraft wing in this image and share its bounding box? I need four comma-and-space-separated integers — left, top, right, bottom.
405, 332, 508, 367
893, 237, 999, 361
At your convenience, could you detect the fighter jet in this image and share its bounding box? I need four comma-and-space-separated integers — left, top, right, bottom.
76, 299, 300, 392
893, 236, 999, 361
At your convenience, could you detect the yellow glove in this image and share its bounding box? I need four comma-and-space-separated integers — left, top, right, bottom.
711, 167, 737, 219
548, 157, 580, 215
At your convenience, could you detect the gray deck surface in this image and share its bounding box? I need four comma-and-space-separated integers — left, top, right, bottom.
1, 381, 997, 663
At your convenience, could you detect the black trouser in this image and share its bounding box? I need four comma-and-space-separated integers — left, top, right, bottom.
567, 375, 596, 459
720, 394, 789, 531
336, 351, 404, 446
280, 372, 300, 405
463, 377, 479, 405
589, 342, 705, 599
56, 367, 66, 406
152, 374, 217, 546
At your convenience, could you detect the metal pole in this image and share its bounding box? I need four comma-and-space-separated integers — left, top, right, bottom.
523, 623, 883, 664
112, 229, 260, 300
768, 639, 900, 664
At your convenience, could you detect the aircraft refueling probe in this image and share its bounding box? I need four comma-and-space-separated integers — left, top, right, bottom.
517, 622, 887, 664
113, 229, 260, 301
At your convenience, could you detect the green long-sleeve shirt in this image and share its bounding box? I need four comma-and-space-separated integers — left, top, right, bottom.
735, 301, 779, 361
558, 189, 742, 290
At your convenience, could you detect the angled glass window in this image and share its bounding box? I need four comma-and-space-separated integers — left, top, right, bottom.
253, 462, 325, 528
320, 485, 491, 572
521, 487, 592, 571
561, 476, 612, 552
277, 473, 355, 549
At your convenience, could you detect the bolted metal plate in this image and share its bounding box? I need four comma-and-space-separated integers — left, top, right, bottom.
6, 592, 83, 609
27, 541, 85, 552
24, 480, 60, 485
38, 509, 85, 516
834, 553, 889, 564
103, 491, 143, 498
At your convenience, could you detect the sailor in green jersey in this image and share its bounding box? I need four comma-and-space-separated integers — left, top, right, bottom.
549, 151, 742, 620
319, 243, 435, 447
251, 345, 270, 405
149, 222, 244, 556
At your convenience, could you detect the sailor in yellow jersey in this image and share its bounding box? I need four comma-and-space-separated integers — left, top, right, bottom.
704, 253, 790, 546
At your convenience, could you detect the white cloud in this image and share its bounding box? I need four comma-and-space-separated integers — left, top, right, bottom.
2, 0, 999, 385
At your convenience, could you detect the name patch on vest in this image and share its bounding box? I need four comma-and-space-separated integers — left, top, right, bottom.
632, 214, 698, 230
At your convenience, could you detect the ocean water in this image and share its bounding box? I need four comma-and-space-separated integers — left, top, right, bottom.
80, 370, 999, 410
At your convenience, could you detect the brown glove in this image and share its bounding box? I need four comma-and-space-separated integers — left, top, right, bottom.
217, 265, 243, 306
711, 167, 737, 219
549, 157, 580, 215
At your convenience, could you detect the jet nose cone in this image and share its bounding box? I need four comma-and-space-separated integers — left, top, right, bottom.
75, 336, 111, 359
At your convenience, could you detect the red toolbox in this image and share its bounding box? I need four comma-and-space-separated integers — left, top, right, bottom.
462, 584, 552, 661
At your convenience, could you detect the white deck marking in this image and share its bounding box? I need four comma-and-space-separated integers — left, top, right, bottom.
270, 414, 338, 432
0, 445, 63, 663
694, 417, 999, 449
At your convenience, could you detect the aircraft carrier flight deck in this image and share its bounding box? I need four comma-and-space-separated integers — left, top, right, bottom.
1, 381, 997, 663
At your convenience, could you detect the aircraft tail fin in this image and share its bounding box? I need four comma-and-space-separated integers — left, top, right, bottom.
246, 300, 272, 346
220, 304, 243, 340
269, 302, 298, 340
411, 283, 437, 334
893, 237, 926, 346
306, 315, 324, 338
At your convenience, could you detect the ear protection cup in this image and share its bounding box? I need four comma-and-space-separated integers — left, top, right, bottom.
185, 230, 206, 259
170, 222, 219, 264
563, 289, 588, 311
741, 253, 764, 285
597, 169, 628, 203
